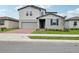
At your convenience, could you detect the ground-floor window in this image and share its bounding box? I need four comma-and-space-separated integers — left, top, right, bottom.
0, 20, 4, 25
50, 19, 59, 25
73, 21, 77, 26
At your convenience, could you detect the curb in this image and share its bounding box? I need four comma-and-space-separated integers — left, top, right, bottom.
0, 39, 79, 43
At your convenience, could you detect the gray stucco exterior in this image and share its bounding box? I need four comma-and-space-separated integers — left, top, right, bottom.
0, 16, 19, 28
18, 5, 65, 29
18, 5, 46, 29
37, 14, 64, 30
65, 20, 79, 29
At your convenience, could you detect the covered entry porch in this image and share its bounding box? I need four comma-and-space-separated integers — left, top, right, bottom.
37, 19, 46, 29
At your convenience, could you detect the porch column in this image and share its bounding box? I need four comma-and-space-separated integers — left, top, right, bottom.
37, 19, 39, 29
19, 21, 21, 29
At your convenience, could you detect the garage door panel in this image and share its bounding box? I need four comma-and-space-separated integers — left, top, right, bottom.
21, 22, 37, 29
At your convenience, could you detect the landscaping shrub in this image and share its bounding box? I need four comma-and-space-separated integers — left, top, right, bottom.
0, 27, 7, 31
45, 29, 64, 31
36, 29, 39, 31
64, 28, 69, 32
70, 28, 79, 30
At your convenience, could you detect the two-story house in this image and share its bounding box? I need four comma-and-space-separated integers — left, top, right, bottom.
18, 5, 65, 30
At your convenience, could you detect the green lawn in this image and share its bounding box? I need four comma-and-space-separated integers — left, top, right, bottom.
32, 29, 79, 34
0, 28, 16, 32
29, 36, 79, 40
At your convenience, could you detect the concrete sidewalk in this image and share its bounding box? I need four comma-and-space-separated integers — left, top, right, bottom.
26, 34, 79, 37
1, 33, 79, 37
0, 34, 30, 41
0, 34, 79, 43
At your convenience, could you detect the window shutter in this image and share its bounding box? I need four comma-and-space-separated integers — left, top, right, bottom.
26, 11, 28, 16
57, 19, 59, 25
50, 19, 53, 25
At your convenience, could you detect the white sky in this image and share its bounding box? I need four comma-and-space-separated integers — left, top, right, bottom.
0, 0, 79, 5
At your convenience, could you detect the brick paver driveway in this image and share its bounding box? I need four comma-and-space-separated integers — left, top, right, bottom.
7, 29, 35, 34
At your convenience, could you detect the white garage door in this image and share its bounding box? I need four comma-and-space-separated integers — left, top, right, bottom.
21, 22, 37, 29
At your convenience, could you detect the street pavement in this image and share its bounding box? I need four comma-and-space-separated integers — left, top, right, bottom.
0, 34, 78, 53
0, 41, 79, 53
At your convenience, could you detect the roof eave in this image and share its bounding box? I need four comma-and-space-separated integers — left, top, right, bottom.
18, 5, 46, 11
37, 14, 65, 19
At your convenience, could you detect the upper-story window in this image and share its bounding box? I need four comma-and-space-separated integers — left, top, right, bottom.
26, 11, 28, 16
50, 19, 59, 25
30, 11, 32, 16
26, 11, 32, 16
74, 21, 77, 26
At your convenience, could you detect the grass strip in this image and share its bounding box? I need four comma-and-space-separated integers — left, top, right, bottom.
32, 30, 79, 34
29, 36, 79, 40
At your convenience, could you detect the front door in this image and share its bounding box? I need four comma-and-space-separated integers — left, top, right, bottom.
39, 19, 45, 28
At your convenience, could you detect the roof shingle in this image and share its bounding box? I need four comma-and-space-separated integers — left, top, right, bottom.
66, 16, 79, 21
0, 16, 19, 22
37, 13, 65, 19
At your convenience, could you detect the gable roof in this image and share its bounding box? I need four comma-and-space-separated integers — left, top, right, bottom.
0, 16, 19, 22
66, 16, 79, 21
18, 5, 46, 11
37, 13, 65, 19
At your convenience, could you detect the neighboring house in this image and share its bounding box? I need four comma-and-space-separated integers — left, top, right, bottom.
18, 5, 65, 30
65, 17, 79, 29
0, 16, 19, 28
